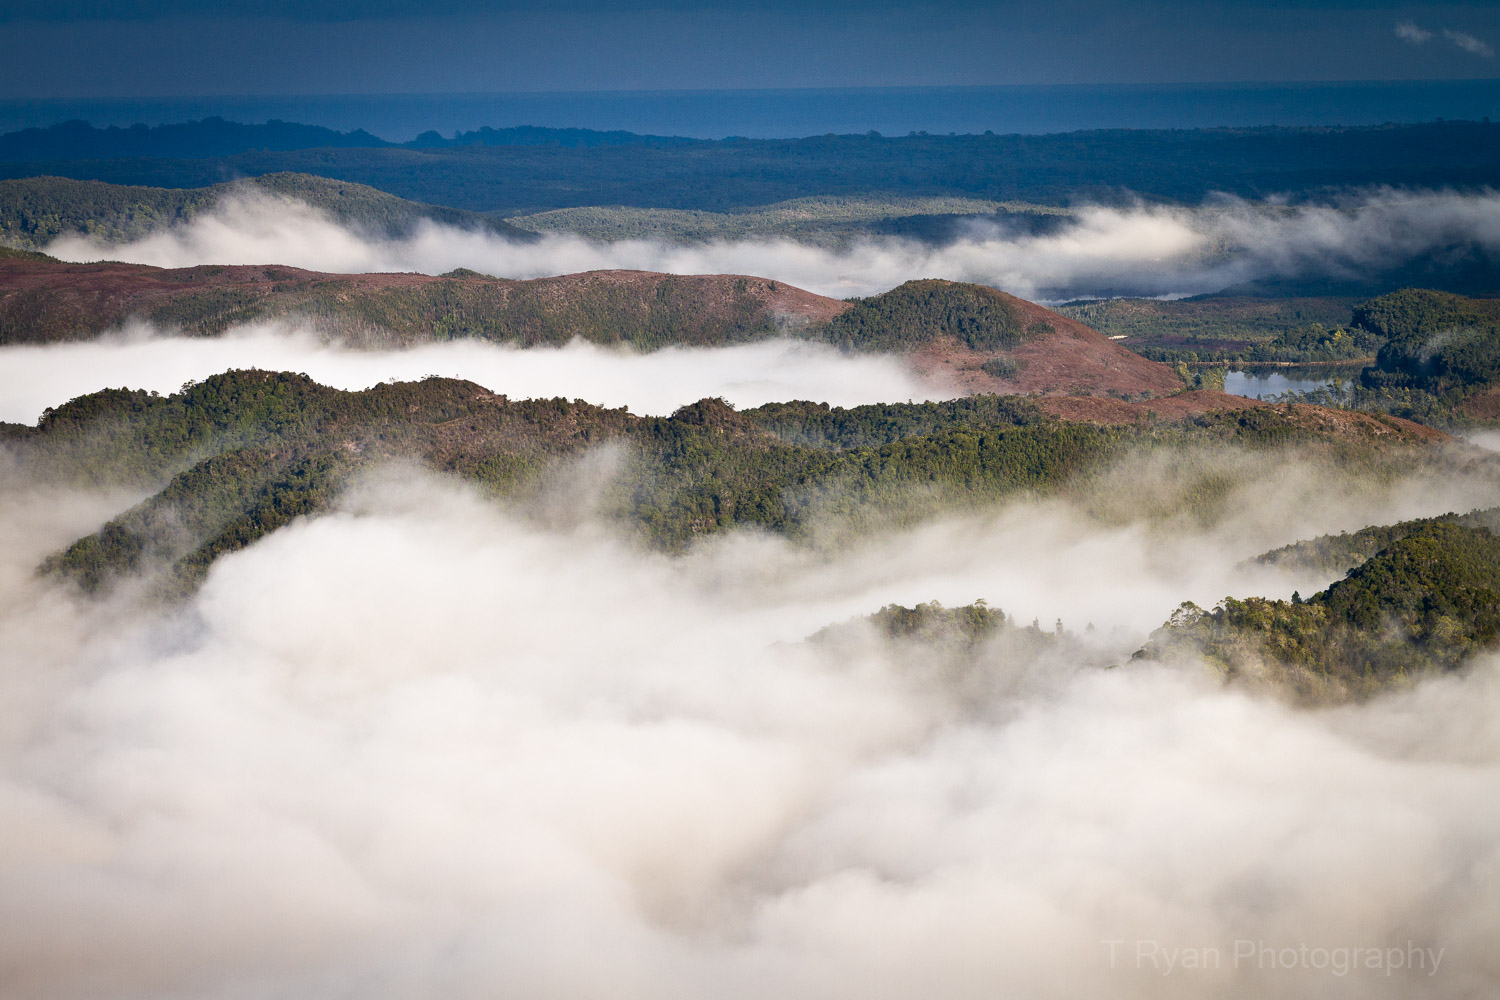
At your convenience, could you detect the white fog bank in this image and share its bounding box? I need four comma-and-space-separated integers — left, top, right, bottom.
45, 187, 1500, 300
0, 469, 1495, 1000
0, 325, 946, 425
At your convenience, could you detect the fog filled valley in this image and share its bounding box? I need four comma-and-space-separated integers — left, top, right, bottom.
34, 185, 1500, 301
4, 423, 1500, 998
0, 328, 943, 425
3, 353, 1500, 997
4, 115, 1500, 1000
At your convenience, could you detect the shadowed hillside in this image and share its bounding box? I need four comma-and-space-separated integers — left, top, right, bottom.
0, 173, 534, 249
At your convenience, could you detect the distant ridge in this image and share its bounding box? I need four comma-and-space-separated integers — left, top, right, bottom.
0, 173, 536, 247
3, 120, 1499, 215
0, 254, 1181, 398
4, 82, 1497, 142
0, 117, 391, 161
407, 125, 692, 149
0, 118, 692, 163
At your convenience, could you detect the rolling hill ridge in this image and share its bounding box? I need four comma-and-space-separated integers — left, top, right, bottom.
0, 253, 1184, 397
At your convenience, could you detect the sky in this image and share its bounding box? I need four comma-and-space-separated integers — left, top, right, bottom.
0, 1, 1498, 97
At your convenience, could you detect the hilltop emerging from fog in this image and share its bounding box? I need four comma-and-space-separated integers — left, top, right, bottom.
0, 250, 1182, 399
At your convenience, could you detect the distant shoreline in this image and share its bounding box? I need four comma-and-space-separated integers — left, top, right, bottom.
3, 80, 1498, 141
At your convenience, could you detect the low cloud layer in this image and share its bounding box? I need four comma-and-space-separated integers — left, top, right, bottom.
45, 188, 1500, 301
0, 325, 945, 425
0, 461, 1496, 999
15, 184, 1500, 994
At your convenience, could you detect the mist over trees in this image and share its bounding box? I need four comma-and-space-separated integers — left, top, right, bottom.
4, 99, 1500, 999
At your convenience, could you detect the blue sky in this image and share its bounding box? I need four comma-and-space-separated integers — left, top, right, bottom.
0, 1, 1497, 97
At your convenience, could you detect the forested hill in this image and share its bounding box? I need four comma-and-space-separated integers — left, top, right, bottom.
1140, 521, 1500, 701
4, 371, 1453, 601
0, 174, 535, 248
1254, 506, 1500, 577
0, 255, 1182, 396
826, 279, 1184, 397
0, 256, 845, 349
2, 120, 1498, 214
1352, 288, 1500, 421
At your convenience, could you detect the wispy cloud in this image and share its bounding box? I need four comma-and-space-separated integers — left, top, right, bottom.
1395, 20, 1432, 44
1396, 20, 1492, 58
1444, 28, 1494, 58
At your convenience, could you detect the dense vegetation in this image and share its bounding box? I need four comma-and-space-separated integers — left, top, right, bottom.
505, 196, 1070, 246
801, 600, 1119, 708
0, 173, 532, 249
0, 260, 831, 347
5, 121, 1500, 215
9, 375, 1099, 594
1057, 296, 1375, 363
1141, 324, 1382, 366
1258, 289, 1500, 425
6, 371, 1455, 599
1140, 522, 1500, 700
288, 275, 788, 349
748, 396, 1044, 450
0, 259, 1101, 366
819, 279, 1041, 352
822, 599, 1080, 653
1065, 288, 1500, 427
1356, 289, 1500, 394
1253, 506, 1500, 577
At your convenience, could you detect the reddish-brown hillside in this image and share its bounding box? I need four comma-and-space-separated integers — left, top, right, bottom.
833, 279, 1184, 398
2, 256, 1185, 399
0, 256, 846, 346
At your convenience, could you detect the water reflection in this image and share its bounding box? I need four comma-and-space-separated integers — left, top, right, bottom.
1223, 368, 1356, 400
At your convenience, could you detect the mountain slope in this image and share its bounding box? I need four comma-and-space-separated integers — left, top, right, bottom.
0, 256, 842, 347
1254, 506, 1500, 577
0, 173, 533, 249
1139, 521, 1500, 700
0, 254, 1180, 393
7, 372, 1462, 601
842, 280, 1185, 397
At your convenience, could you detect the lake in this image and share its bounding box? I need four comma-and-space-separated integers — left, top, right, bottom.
1223, 369, 1355, 400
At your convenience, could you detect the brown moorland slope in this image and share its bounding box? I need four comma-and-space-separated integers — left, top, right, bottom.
1, 255, 1184, 398
908, 293, 1184, 398
0, 254, 845, 347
